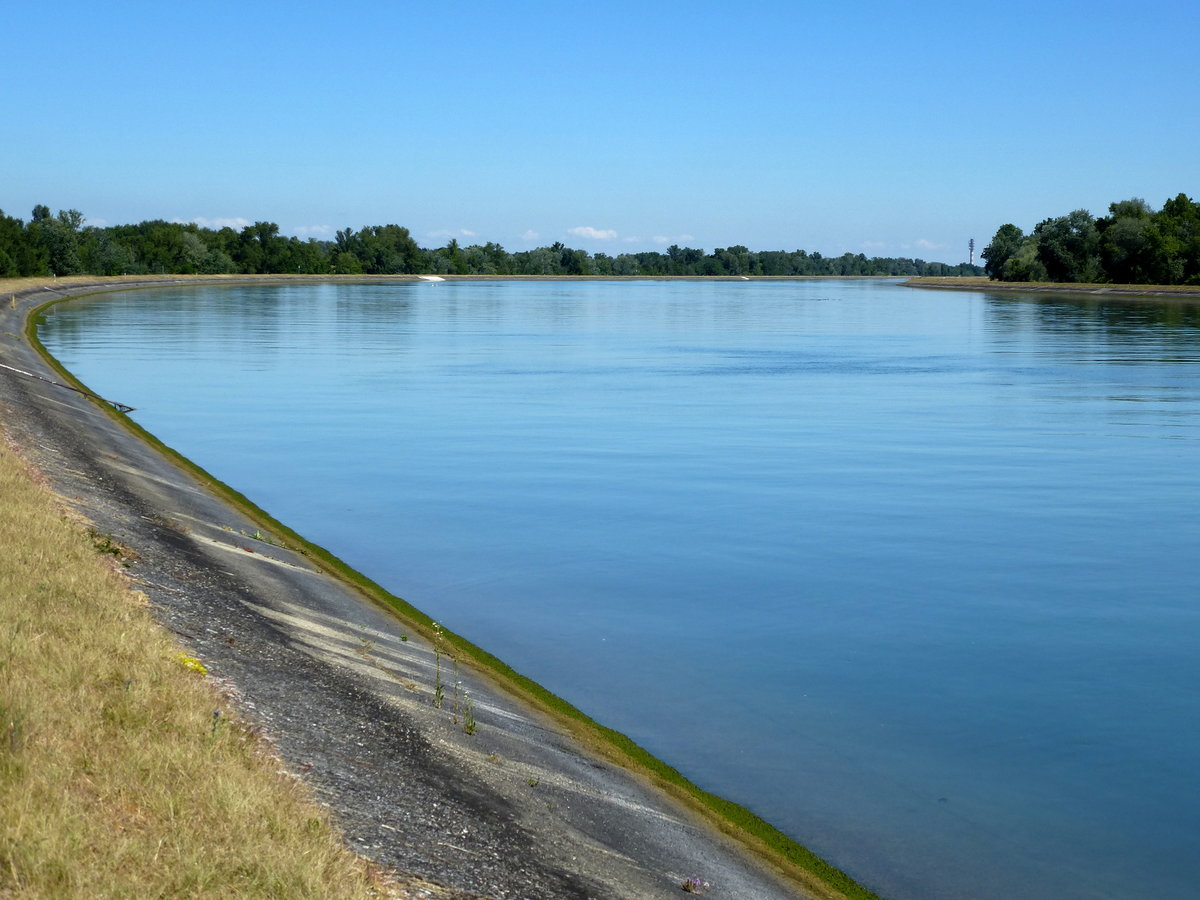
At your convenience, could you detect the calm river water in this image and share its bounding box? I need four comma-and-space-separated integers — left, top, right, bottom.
39, 279, 1200, 899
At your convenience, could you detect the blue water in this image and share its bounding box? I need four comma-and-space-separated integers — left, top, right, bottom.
39, 280, 1200, 899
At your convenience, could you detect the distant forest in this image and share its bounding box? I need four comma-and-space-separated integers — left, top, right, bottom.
0, 204, 981, 280
982, 193, 1200, 285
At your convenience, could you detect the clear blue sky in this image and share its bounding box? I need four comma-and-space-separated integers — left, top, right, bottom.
4, 0, 1196, 262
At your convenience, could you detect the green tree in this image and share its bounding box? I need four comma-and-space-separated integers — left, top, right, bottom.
28, 207, 84, 275
1034, 210, 1102, 282
477, 242, 513, 274
513, 247, 560, 274
331, 251, 363, 274
559, 245, 590, 275
1098, 199, 1156, 284
354, 225, 421, 274
611, 254, 640, 276
234, 221, 290, 273
179, 231, 210, 272
459, 245, 495, 274
1146, 193, 1200, 284
79, 228, 136, 275
200, 248, 237, 274
1000, 236, 1048, 282
982, 224, 1025, 280
0, 209, 48, 275
665, 245, 704, 274
0, 212, 20, 276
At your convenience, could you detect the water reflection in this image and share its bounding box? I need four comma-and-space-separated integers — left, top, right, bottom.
984, 292, 1200, 354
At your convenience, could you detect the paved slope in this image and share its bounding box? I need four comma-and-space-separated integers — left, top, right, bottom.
1, 279, 819, 900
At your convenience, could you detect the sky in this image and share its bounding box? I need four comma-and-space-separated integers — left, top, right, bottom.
3, 0, 1197, 262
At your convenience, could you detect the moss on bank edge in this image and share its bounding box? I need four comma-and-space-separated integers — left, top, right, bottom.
22, 279, 882, 900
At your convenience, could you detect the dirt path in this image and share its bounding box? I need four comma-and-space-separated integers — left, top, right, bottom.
1, 279, 821, 900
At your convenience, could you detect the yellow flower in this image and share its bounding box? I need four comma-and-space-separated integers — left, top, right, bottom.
176, 653, 208, 676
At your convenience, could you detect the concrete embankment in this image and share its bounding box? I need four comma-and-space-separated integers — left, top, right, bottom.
904, 276, 1200, 299
1, 277, 843, 900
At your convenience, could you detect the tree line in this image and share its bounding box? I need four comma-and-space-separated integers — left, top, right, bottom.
0, 204, 981, 280
982, 193, 1200, 285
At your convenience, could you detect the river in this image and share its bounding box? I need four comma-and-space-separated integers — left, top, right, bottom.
39, 278, 1200, 899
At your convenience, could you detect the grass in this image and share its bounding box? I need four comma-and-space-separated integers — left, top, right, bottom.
0, 431, 396, 898
15, 276, 882, 900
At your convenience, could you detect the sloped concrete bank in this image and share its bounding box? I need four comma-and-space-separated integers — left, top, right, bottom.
1, 278, 834, 900
904, 276, 1200, 299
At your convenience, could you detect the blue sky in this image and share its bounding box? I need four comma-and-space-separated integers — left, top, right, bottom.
4, 0, 1196, 261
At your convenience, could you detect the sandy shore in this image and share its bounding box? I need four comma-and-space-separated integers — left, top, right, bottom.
1, 277, 853, 900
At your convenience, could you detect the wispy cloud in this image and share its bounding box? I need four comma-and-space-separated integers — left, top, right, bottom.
568, 226, 617, 241
520, 229, 540, 242
860, 240, 887, 250
652, 233, 695, 246
911, 238, 947, 251
183, 216, 252, 230
293, 224, 333, 238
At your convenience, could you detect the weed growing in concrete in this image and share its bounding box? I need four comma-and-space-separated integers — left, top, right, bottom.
430, 623, 476, 734
432, 622, 445, 709
235, 527, 280, 546
87, 528, 134, 566
463, 691, 476, 735
452, 660, 462, 724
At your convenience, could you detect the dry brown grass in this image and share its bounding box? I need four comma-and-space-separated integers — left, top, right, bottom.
0, 430, 399, 899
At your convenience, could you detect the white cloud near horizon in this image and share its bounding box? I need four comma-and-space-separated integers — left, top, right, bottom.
568, 226, 617, 241
653, 234, 695, 246
911, 238, 947, 251
520, 229, 540, 242
293, 224, 334, 238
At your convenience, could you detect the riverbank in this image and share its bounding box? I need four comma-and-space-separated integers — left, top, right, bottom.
904, 276, 1200, 299
0, 422, 431, 898
1, 276, 874, 899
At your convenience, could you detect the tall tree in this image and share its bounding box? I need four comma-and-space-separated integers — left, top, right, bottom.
28, 207, 84, 276
1034, 210, 1101, 282
1098, 199, 1155, 284
0, 209, 48, 276
982, 224, 1025, 280
1147, 193, 1200, 284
